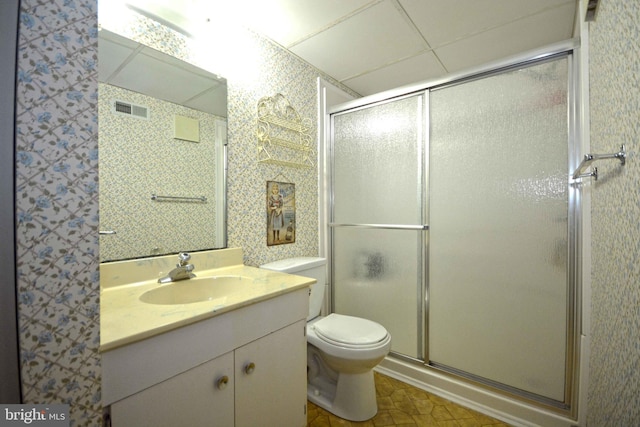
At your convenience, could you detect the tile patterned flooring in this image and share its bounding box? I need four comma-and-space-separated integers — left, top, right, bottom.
307, 372, 511, 427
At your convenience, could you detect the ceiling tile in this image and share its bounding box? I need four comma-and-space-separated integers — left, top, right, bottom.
400, 0, 575, 48
343, 50, 446, 96
99, 30, 226, 116
183, 85, 228, 117
434, 2, 576, 73
117, 0, 578, 98
98, 37, 136, 82
236, 0, 375, 47
289, 1, 427, 81
111, 52, 214, 104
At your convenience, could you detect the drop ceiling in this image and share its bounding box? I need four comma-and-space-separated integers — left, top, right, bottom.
98, 29, 227, 117
121, 0, 578, 96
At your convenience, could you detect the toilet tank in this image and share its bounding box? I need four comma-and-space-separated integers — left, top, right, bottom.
260, 257, 326, 321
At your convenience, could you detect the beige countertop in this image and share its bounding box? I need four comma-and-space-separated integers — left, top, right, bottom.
100, 264, 313, 352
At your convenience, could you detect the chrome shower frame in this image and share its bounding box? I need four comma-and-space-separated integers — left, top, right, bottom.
326, 38, 583, 419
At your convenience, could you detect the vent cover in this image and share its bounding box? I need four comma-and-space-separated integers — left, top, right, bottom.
112, 100, 149, 119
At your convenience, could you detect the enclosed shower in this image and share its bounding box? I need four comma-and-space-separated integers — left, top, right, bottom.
328, 45, 580, 414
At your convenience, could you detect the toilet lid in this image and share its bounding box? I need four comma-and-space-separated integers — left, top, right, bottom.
313, 313, 388, 347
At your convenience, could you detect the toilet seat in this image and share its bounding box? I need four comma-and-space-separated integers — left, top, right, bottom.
312, 314, 388, 349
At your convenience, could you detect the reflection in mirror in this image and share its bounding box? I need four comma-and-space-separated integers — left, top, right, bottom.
98, 29, 227, 262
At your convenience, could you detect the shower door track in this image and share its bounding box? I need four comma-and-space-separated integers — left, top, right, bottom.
428, 361, 572, 412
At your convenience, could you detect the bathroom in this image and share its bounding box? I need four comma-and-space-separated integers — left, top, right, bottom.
2, 0, 639, 426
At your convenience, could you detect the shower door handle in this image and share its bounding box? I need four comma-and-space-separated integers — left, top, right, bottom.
329, 223, 429, 231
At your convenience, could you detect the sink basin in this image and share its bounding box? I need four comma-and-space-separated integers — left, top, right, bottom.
140, 275, 253, 305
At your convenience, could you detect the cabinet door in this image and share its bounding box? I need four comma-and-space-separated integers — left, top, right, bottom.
111, 351, 234, 427
235, 320, 307, 427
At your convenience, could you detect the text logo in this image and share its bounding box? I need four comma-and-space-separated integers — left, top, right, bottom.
1, 405, 69, 426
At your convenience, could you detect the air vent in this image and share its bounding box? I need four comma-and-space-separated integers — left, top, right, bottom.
112, 100, 149, 120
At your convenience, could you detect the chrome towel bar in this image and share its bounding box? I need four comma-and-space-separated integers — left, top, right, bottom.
151, 194, 207, 203
572, 144, 626, 181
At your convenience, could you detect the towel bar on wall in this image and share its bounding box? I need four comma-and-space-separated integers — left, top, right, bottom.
151, 194, 208, 203
572, 144, 626, 181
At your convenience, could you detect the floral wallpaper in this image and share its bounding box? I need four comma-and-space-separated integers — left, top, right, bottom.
99, 83, 223, 262
14, 1, 357, 426
99, 5, 359, 268
225, 30, 324, 267
14, 0, 640, 426
587, 0, 640, 425
15, 0, 101, 425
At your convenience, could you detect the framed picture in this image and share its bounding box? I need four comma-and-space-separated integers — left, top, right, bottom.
267, 181, 295, 246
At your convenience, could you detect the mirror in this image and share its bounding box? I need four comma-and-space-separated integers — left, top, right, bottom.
98, 28, 227, 262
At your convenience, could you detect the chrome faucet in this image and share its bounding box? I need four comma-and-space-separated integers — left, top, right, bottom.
158, 252, 196, 283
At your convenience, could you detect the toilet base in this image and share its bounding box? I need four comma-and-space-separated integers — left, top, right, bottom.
307, 347, 378, 421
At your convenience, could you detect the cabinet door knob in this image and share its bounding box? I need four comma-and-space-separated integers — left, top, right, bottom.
216, 375, 229, 390
244, 362, 256, 375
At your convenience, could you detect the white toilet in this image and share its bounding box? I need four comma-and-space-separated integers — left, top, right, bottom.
260, 257, 391, 421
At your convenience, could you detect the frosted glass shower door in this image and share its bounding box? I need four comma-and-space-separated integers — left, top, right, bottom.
331, 94, 426, 359
428, 57, 570, 402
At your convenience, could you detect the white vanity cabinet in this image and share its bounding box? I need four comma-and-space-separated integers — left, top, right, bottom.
103, 288, 308, 427
110, 352, 235, 426
235, 321, 307, 426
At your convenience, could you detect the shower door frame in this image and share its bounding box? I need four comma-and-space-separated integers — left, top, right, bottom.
328, 90, 430, 361
326, 39, 583, 417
